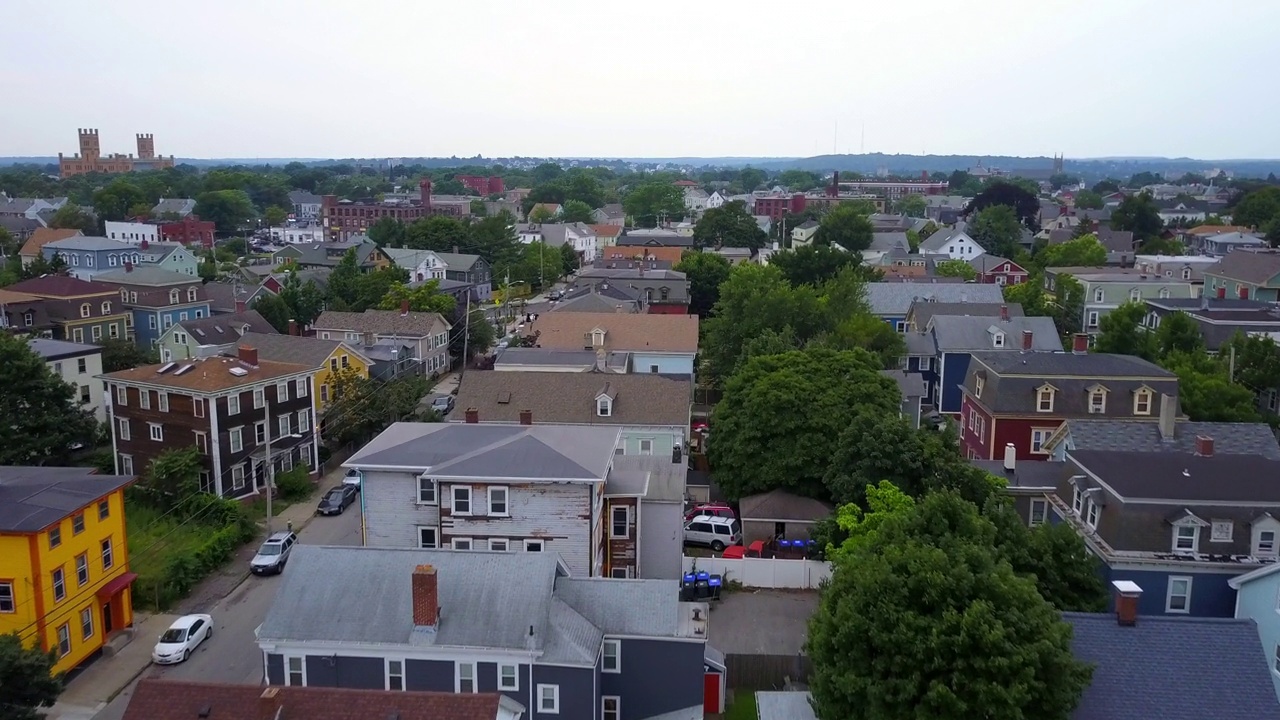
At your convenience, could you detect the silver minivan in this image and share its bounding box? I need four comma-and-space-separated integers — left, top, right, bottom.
683, 515, 742, 551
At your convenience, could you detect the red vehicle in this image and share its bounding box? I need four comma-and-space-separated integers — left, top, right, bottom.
684, 503, 734, 522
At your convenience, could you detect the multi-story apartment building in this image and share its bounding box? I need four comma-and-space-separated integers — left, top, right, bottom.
457, 174, 505, 195
30, 338, 107, 422
959, 343, 1181, 461
157, 217, 216, 249
288, 191, 323, 221
1203, 249, 1280, 303
312, 309, 452, 376
103, 347, 317, 498
96, 266, 212, 348
0, 466, 137, 674
58, 129, 174, 178
435, 251, 494, 303
0, 288, 53, 335
256, 547, 716, 720
7, 276, 132, 344
1043, 266, 1198, 334
322, 180, 467, 240
571, 267, 690, 314
520, 311, 699, 377
237, 331, 372, 417
105, 221, 161, 246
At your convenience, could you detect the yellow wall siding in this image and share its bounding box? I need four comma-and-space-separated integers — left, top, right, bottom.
313, 349, 371, 414
0, 535, 39, 644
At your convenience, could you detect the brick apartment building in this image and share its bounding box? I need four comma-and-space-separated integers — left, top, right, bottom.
58, 129, 175, 178
159, 216, 216, 248
456, 175, 505, 196
322, 180, 467, 240
103, 346, 318, 498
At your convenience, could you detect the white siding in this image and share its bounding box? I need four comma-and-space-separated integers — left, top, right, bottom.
640, 501, 683, 579
362, 470, 441, 548
442, 481, 597, 577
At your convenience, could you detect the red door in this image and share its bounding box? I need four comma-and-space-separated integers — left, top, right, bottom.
704, 672, 722, 714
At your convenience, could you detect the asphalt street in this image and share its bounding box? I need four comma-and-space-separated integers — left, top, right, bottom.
92, 501, 363, 720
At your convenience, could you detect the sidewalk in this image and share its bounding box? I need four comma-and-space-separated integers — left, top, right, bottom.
45, 472, 342, 718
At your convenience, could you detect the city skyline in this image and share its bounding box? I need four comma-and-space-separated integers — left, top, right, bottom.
2, 0, 1279, 160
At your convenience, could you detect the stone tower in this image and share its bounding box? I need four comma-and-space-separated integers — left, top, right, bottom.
78, 128, 100, 161
136, 133, 155, 160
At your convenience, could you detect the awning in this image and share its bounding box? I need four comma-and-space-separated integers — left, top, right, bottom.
96, 572, 138, 600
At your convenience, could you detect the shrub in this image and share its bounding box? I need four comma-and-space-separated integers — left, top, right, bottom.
275, 467, 313, 502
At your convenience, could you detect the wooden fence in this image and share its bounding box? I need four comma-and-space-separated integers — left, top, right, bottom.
724, 653, 811, 690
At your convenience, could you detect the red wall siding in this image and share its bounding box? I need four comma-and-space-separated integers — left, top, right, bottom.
648, 303, 688, 315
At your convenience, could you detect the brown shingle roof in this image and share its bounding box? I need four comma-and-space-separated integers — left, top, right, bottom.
598, 245, 685, 264
313, 309, 450, 338
739, 489, 833, 522
240, 331, 366, 369
121, 679, 505, 720
0, 288, 41, 304
8, 275, 116, 298
18, 227, 82, 259
522, 311, 699, 353
590, 224, 624, 238
104, 354, 310, 393
455, 371, 691, 426
1187, 224, 1252, 236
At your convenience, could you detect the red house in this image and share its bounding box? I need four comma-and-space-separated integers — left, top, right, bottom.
753, 193, 807, 220
159, 216, 216, 248
959, 337, 1181, 461
456, 174, 504, 196
969, 254, 1029, 286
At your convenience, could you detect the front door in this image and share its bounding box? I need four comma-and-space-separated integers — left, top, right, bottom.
102, 601, 113, 634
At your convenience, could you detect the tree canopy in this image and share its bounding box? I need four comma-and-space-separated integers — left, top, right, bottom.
0, 332, 99, 465
769, 244, 859, 287
968, 204, 1024, 258
1073, 190, 1104, 209
1109, 192, 1164, 243
814, 204, 874, 252
673, 251, 731, 318
933, 259, 977, 280
622, 182, 685, 228
692, 200, 767, 250
964, 181, 1040, 228
0, 632, 63, 720
378, 280, 457, 316
194, 189, 256, 235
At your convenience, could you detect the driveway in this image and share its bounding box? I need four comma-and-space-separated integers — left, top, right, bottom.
707, 589, 819, 655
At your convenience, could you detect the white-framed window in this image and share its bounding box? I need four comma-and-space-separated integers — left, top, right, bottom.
417, 476, 437, 504
992, 332, 1005, 348
101, 538, 114, 570
157, 391, 169, 412
1086, 311, 1100, 328
253, 388, 265, 409
56, 623, 71, 657
80, 606, 94, 640
0, 581, 13, 613
453, 486, 472, 515
276, 381, 289, 402
1071, 485, 1083, 515
1093, 288, 1104, 303
148, 315, 157, 330
229, 427, 243, 453
602, 696, 621, 720
1166, 576, 1192, 613
597, 398, 612, 417
1088, 390, 1106, 414
524, 539, 544, 552
295, 378, 309, 397
231, 464, 246, 490
611, 506, 630, 539
228, 394, 240, 415
117, 417, 131, 441
386, 658, 405, 691
194, 431, 207, 455
1086, 500, 1100, 528
52, 568, 65, 602
602, 639, 621, 673
498, 663, 519, 691
452, 538, 473, 550
193, 397, 205, 418
115, 385, 127, 406
1029, 498, 1047, 527
297, 410, 310, 433
285, 656, 306, 686
1211, 521, 1234, 543
1030, 428, 1054, 454
488, 486, 508, 516
417, 526, 437, 549
537, 684, 560, 713
638, 438, 654, 455
1134, 389, 1153, 415
139, 390, 151, 409
1173, 524, 1199, 553
919, 357, 932, 371
489, 538, 509, 552
456, 662, 477, 693
1036, 387, 1055, 412
254, 421, 266, 444
894, 320, 907, 332
278, 415, 291, 438
1258, 530, 1278, 556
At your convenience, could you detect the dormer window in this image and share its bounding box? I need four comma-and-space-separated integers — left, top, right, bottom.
597, 397, 612, 417
1134, 388, 1153, 415
992, 332, 1005, 348
1036, 385, 1056, 413
1173, 524, 1199, 553
1086, 385, 1108, 414
80, 303, 90, 319
591, 329, 605, 346
101, 301, 111, 314
1093, 288, 1104, 303
975, 377, 985, 398
659, 287, 670, 301
169, 289, 180, 304
187, 287, 198, 302
1181, 267, 1192, 280
1158, 287, 1170, 299
1129, 288, 1141, 301
119, 288, 127, 301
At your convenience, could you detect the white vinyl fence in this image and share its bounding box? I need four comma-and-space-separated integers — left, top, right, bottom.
682, 555, 831, 590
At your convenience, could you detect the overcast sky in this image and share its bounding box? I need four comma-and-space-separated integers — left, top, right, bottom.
3, 0, 1277, 161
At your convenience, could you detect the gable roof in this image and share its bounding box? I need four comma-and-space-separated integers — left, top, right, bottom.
1061, 419, 1280, 460
968, 254, 1026, 273
27, 338, 101, 361
868, 231, 909, 252
1047, 228, 1136, 252
8, 275, 116, 298
19, 227, 82, 258
864, 283, 1005, 316
201, 281, 260, 313
597, 245, 685, 265
590, 224, 623, 238
919, 223, 984, 253
239, 331, 363, 369
0, 466, 136, 533
739, 489, 833, 522
454, 371, 690, 427
151, 198, 196, 216
967, 351, 1179, 416
433, 251, 483, 271
930, 315, 1063, 352
521, 311, 699, 353
345, 422, 620, 480
908, 301, 1023, 328
1204, 250, 1280, 286
122, 680, 509, 720
175, 311, 277, 346
44, 235, 135, 252
313, 310, 450, 338
381, 246, 442, 270
1067, 450, 1280, 502
287, 190, 323, 205
1065, 611, 1280, 720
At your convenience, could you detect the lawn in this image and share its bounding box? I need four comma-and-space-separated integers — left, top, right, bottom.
125, 501, 214, 610
724, 691, 757, 720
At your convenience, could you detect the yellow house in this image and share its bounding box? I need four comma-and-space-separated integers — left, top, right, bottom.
237, 332, 371, 415
0, 467, 137, 675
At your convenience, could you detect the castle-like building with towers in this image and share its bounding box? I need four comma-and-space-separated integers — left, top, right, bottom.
58, 128, 175, 178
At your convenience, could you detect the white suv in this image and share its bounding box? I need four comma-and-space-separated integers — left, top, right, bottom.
684, 515, 742, 551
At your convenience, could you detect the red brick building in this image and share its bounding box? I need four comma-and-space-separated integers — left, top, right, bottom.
322, 180, 466, 240
456, 175, 504, 196
753, 194, 807, 220
159, 217, 216, 248
970, 255, 1030, 286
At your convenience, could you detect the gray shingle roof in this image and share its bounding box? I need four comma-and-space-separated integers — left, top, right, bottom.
454, 371, 690, 427
967, 351, 1179, 416
903, 331, 937, 355
433, 251, 482, 272
286, 191, 322, 205
45, 236, 134, 252
908, 302, 1024, 328
552, 577, 683, 636
27, 338, 101, 360
313, 310, 449, 338
930, 315, 1063, 352
865, 283, 1005, 316
739, 489, 833, 522
177, 311, 277, 345
151, 198, 196, 216
970, 459, 1063, 489
1069, 450, 1280, 502
609, 454, 687, 502
1204, 250, 1280, 286
881, 369, 926, 399
868, 231, 909, 252
1065, 612, 1280, 720
1062, 419, 1280, 460
493, 347, 629, 370
0, 467, 135, 532
381, 247, 440, 270
93, 266, 196, 286
345, 423, 620, 481
239, 331, 357, 369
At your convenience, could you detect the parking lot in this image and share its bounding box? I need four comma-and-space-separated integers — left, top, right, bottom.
706, 589, 819, 655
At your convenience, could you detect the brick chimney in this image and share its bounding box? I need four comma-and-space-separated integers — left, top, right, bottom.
464, 407, 478, 424
124, 260, 133, 273
287, 319, 297, 336
237, 345, 258, 366
400, 299, 410, 316
519, 409, 532, 425
411, 564, 439, 629
1072, 333, 1089, 354
1000, 304, 1009, 322
235, 299, 246, 313
1021, 329, 1033, 351
140, 239, 149, 250
1112, 580, 1142, 626
1195, 435, 1214, 457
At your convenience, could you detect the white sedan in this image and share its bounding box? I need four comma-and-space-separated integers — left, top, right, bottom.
151, 614, 213, 665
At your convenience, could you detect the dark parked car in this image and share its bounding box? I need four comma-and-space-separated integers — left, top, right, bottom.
316, 485, 357, 516
430, 395, 455, 415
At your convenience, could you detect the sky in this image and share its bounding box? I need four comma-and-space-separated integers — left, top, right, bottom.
2, 0, 1278, 161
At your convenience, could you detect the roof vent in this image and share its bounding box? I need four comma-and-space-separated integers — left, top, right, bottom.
228, 366, 249, 377
156, 362, 176, 374
174, 364, 195, 376
197, 706, 212, 719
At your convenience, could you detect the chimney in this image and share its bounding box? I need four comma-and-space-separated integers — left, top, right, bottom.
1112, 580, 1142, 626
363, 331, 374, 347
1195, 435, 1214, 457
237, 345, 258, 366
1158, 393, 1177, 440
140, 239, 149, 249
1000, 304, 1009, 322
519, 409, 532, 426
287, 319, 297, 336
453, 245, 459, 255
411, 565, 439, 628
400, 299, 410, 316
235, 299, 246, 313
1072, 333, 1089, 354
1002, 443, 1016, 472
1021, 329, 1033, 351
124, 261, 133, 273
464, 407, 479, 424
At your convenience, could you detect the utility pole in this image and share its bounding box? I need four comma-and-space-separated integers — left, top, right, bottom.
1230, 345, 1237, 383
460, 295, 472, 378
263, 394, 275, 535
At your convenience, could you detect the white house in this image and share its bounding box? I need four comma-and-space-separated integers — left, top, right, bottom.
104, 220, 161, 246
706, 191, 727, 210
270, 224, 327, 245
382, 247, 448, 283
684, 188, 709, 213
919, 223, 986, 261
29, 338, 106, 422
518, 223, 599, 263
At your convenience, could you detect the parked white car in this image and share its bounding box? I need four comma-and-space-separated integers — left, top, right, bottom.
152, 614, 213, 665
683, 515, 742, 551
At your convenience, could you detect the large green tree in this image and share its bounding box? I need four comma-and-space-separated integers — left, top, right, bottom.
1073, 190, 1105, 210
1092, 301, 1156, 359
368, 217, 407, 248
673, 251, 731, 318
251, 293, 293, 333
894, 193, 927, 218
1035, 234, 1107, 268
0, 332, 99, 465
1109, 192, 1163, 243
559, 199, 596, 224
969, 204, 1024, 258
933, 258, 977, 280
377, 280, 457, 316
692, 201, 767, 250
770, 245, 858, 287
0, 632, 63, 720
708, 347, 900, 499
622, 182, 685, 228
277, 270, 327, 326
405, 216, 467, 253
91, 179, 146, 222
1163, 351, 1259, 422
97, 338, 158, 372
450, 308, 496, 364
987, 503, 1108, 613
1153, 311, 1204, 358
194, 190, 255, 235
1231, 186, 1280, 230
48, 205, 98, 235
807, 491, 1092, 720
814, 203, 874, 252
965, 181, 1040, 227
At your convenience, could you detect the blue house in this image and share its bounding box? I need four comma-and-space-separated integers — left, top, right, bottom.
864, 283, 1004, 332
1231, 563, 1280, 702
43, 236, 144, 280
256, 546, 717, 720
93, 266, 212, 348
927, 313, 1061, 414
